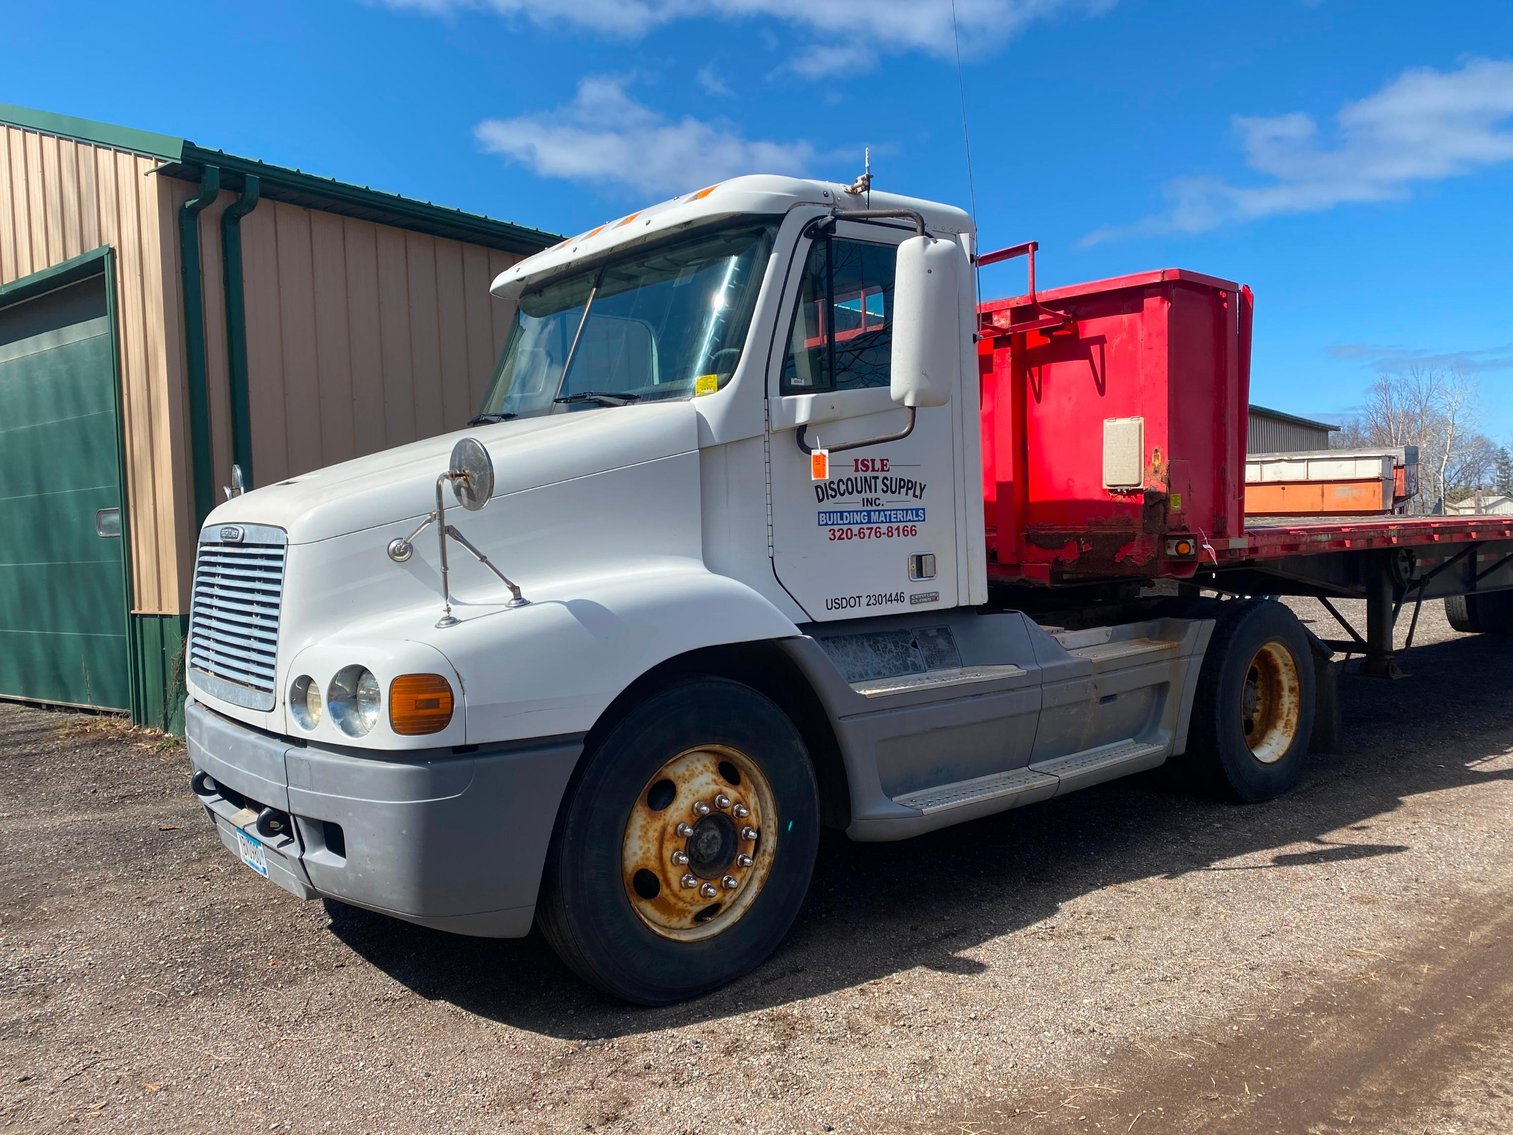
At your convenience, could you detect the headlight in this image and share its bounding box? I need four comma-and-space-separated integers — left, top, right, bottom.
289, 674, 322, 730
328, 666, 381, 737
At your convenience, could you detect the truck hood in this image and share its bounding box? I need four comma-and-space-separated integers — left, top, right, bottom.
203, 401, 701, 544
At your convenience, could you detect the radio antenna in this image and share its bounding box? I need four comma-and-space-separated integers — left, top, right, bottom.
950, 0, 981, 287
847, 146, 873, 204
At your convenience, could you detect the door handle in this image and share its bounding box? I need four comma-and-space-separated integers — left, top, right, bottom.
795, 407, 915, 455
95, 508, 121, 538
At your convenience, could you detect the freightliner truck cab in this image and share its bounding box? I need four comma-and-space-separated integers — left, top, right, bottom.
186, 175, 1315, 1003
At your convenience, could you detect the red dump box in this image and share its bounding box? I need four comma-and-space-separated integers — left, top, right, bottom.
977, 268, 1253, 585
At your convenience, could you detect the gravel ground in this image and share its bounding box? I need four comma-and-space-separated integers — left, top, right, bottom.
3, 599, 1513, 1133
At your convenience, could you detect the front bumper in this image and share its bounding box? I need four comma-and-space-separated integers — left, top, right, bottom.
186, 700, 583, 937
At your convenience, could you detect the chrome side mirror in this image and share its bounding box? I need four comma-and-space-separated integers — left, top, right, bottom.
448, 438, 494, 511
223, 463, 247, 500
386, 437, 526, 625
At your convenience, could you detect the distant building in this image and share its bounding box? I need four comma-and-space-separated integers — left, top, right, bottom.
1247, 405, 1339, 454
1445, 493, 1513, 516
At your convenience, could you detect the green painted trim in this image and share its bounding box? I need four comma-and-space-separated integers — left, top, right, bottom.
0, 247, 112, 305
0, 102, 183, 161
100, 249, 145, 727
178, 165, 221, 528
220, 174, 260, 488
177, 145, 560, 255
129, 614, 188, 733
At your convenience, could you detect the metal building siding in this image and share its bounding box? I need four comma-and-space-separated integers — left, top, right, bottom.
0, 124, 193, 616
1247, 411, 1332, 455
233, 199, 522, 484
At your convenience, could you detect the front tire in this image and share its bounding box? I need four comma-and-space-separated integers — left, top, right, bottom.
538, 678, 819, 1004
1187, 600, 1316, 802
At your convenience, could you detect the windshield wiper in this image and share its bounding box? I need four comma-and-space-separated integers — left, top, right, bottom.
467, 411, 516, 425
553, 391, 640, 407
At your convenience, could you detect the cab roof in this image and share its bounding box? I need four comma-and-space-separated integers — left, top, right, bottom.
490, 174, 974, 296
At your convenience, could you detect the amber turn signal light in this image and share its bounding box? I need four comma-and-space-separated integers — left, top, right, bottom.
388, 673, 454, 736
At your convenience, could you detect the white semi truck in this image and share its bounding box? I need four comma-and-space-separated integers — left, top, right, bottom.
185, 175, 1513, 1003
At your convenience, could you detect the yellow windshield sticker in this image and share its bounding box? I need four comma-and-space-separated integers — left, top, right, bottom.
693, 373, 719, 397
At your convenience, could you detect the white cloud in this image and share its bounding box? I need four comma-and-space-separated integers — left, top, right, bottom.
696, 65, 732, 98
1327, 341, 1513, 375
379, 0, 1114, 74
379, 0, 664, 36
474, 76, 817, 197
1084, 58, 1513, 245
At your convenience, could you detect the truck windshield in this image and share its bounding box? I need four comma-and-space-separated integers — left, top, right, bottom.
477, 223, 775, 419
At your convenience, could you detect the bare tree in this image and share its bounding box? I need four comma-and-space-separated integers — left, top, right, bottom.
1336, 367, 1495, 511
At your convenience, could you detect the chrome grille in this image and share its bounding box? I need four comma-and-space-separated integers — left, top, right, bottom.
188, 527, 287, 711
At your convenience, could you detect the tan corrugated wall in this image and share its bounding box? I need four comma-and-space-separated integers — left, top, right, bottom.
223, 200, 522, 488
0, 124, 192, 615
3, 126, 528, 611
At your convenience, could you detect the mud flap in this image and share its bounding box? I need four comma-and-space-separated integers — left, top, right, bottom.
1309, 651, 1342, 755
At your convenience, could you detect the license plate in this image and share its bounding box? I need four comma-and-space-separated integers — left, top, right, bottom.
236, 829, 269, 877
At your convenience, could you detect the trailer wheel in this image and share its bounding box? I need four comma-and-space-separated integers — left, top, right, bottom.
1445, 592, 1513, 634
1187, 600, 1316, 802
538, 678, 819, 1005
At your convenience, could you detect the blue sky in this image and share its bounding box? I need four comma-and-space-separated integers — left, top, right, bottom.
9, 0, 1513, 440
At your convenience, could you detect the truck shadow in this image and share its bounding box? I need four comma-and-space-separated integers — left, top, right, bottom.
326, 629, 1513, 1039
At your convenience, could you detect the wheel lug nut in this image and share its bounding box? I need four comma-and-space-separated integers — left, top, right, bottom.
736, 853, 753, 868
721, 875, 738, 890
732, 804, 750, 818
699, 882, 718, 899
675, 822, 694, 837
741, 826, 759, 842
693, 801, 712, 816
671, 850, 689, 865
714, 794, 731, 809
680, 873, 698, 889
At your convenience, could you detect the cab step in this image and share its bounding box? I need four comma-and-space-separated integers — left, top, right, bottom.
890, 738, 1168, 816
1029, 737, 1168, 792
894, 766, 1057, 815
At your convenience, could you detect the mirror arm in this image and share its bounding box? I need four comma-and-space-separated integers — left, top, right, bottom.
444, 525, 527, 608
434, 473, 458, 628
795, 406, 916, 455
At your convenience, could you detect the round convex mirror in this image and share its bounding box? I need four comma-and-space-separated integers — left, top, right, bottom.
449, 437, 494, 511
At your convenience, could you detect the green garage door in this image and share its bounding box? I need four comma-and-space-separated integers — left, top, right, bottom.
0, 270, 129, 710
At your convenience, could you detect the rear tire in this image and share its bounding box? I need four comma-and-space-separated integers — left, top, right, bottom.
1445, 592, 1513, 634
1187, 600, 1316, 802
538, 678, 819, 1005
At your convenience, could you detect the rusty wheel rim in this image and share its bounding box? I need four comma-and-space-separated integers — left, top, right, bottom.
621, 744, 777, 942
1241, 640, 1302, 764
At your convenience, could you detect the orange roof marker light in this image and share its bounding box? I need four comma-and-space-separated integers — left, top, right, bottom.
689, 184, 721, 201
613, 211, 642, 228
389, 673, 455, 736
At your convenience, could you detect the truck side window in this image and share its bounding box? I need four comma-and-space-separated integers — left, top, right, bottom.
781, 236, 896, 394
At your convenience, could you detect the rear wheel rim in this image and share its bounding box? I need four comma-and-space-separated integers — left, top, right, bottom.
1241, 640, 1302, 764
621, 744, 777, 942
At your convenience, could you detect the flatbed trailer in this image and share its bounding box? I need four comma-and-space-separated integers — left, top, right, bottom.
976, 248, 1513, 677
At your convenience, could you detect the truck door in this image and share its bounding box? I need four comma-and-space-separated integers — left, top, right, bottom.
767, 220, 960, 621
